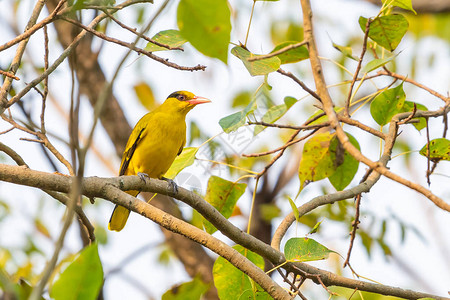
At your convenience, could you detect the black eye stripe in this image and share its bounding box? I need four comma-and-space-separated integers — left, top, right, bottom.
168, 92, 187, 101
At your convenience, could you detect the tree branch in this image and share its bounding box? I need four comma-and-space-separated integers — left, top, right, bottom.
0, 163, 447, 299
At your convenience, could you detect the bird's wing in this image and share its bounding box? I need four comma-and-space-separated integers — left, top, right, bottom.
119, 127, 145, 176
177, 136, 186, 156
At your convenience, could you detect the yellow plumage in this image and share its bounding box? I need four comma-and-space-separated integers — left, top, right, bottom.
108, 91, 210, 231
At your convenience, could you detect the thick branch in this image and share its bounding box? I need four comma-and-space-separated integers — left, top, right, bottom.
0, 164, 447, 300
0, 164, 288, 299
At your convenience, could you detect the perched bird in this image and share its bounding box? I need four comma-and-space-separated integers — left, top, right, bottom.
108, 91, 211, 231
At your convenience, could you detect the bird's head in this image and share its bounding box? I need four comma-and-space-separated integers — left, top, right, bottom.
164, 91, 211, 113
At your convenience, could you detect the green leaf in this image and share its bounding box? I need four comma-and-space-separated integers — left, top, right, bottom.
419, 138, 450, 161
328, 133, 360, 191
259, 204, 281, 222
219, 111, 246, 134
165, 147, 198, 179
239, 290, 271, 300
332, 42, 357, 61
298, 132, 336, 191
270, 41, 309, 64
133, 82, 156, 111
284, 237, 334, 262
308, 220, 322, 235
202, 176, 247, 234
231, 46, 281, 76
177, 0, 231, 63
232, 91, 252, 108
307, 107, 344, 126
362, 56, 395, 73
270, 22, 303, 46
213, 245, 264, 300
287, 196, 300, 223
359, 15, 409, 51
219, 95, 258, 133
254, 96, 297, 135
50, 243, 103, 300
162, 275, 209, 300
145, 29, 187, 52
382, 0, 416, 14
402, 101, 428, 131
370, 83, 406, 126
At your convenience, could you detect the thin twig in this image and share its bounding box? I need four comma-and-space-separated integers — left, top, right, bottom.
343, 193, 361, 268
19, 137, 45, 144
2, 114, 74, 174
247, 41, 308, 62
425, 118, 431, 185
104, 11, 184, 51
248, 120, 329, 131
257, 129, 308, 177
59, 16, 206, 71
0, 0, 66, 107
277, 68, 321, 102
2, 0, 160, 113
244, 129, 317, 158
378, 69, 449, 103
0, 69, 20, 80
345, 18, 372, 117
276, 269, 300, 294
40, 25, 49, 134
0, 0, 66, 54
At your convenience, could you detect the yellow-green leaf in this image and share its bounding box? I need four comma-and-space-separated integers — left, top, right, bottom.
238, 290, 271, 300
328, 133, 360, 191
133, 82, 156, 111
162, 275, 209, 300
332, 42, 357, 61
231, 46, 281, 76
213, 245, 264, 300
219, 95, 257, 133
177, 0, 231, 63
362, 56, 396, 73
284, 237, 334, 262
254, 96, 297, 135
298, 132, 336, 191
165, 147, 198, 179
382, 0, 416, 14
402, 101, 428, 131
202, 176, 247, 234
370, 83, 406, 126
145, 29, 187, 52
50, 243, 103, 300
359, 15, 409, 51
419, 138, 450, 161
270, 41, 309, 64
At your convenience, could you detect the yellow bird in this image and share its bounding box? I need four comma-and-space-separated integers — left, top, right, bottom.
108, 91, 211, 231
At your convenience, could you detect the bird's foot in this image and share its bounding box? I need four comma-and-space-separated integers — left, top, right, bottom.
161, 177, 178, 194
137, 172, 149, 182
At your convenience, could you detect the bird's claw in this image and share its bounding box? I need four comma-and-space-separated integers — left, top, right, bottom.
162, 177, 178, 194
138, 172, 149, 182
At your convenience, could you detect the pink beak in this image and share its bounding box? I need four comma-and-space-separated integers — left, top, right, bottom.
186, 96, 211, 105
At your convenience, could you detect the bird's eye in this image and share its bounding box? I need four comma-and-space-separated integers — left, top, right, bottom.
177, 94, 186, 101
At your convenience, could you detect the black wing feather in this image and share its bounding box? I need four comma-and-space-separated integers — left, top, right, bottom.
119, 128, 145, 176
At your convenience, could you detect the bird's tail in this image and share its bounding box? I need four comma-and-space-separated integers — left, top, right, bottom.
108, 190, 139, 231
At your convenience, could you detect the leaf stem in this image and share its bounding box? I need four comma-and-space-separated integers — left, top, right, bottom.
244, 1, 257, 47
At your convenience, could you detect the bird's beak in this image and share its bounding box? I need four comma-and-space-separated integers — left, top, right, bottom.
186, 96, 211, 105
